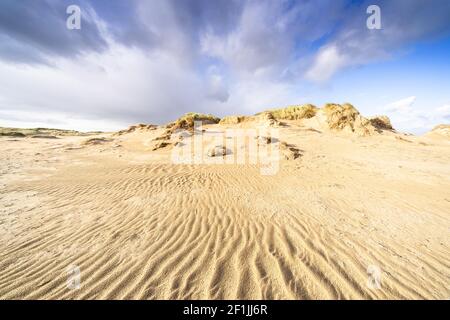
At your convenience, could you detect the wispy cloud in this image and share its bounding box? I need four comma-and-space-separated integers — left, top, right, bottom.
385, 96, 417, 113
306, 0, 450, 82
384, 97, 450, 133
434, 104, 450, 120
305, 45, 349, 83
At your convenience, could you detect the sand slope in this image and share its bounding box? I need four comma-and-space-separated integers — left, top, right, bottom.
0, 122, 449, 299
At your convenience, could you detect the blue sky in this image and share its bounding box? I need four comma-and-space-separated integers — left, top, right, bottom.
0, 0, 449, 133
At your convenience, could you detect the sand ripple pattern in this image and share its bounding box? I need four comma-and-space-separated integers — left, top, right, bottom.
1, 158, 449, 300
1, 130, 450, 300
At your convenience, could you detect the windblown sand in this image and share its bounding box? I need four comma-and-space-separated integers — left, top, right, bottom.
0, 122, 449, 299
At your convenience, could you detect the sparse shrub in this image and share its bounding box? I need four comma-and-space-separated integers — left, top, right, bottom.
167, 113, 220, 131
369, 115, 393, 130
219, 116, 248, 124
322, 103, 360, 130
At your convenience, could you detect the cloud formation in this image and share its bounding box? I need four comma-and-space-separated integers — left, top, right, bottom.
385, 96, 417, 113
306, 0, 450, 82
0, 0, 108, 64
435, 104, 450, 121
0, 0, 449, 131
384, 97, 450, 132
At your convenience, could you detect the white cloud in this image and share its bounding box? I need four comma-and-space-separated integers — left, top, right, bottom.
200, 1, 292, 75
304, 0, 450, 83
383, 98, 450, 133
0, 39, 304, 131
0, 109, 124, 132
434, 104, 450, 118
305, 45, 349, 83
385, 96, 416, 113
0, 43, 212, 131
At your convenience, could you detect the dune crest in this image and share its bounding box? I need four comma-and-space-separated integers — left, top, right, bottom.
223, 103, 393, 136
426, 124, 450, 138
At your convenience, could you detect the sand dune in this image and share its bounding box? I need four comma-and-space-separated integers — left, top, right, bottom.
0, 109, 449, 299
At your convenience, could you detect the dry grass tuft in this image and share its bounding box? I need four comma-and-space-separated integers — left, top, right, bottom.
322, 103, 361, 130
83, 137, 112, 145
369, 116, 393, 130
167, 113, 220, 132
219, 116, 249, 125
152, 141, 172, 151
0, 127, 96, 137
258, 104, 318, 120
280, 142, 302, 160
115, 124, 157, 136
320, 103, 379, 136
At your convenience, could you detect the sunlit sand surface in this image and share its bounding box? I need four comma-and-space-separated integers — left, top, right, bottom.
1, 108, 449, 299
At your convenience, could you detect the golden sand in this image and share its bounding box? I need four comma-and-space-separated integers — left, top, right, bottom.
0, 110, 449, 299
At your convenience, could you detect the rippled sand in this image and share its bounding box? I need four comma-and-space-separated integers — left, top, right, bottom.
0, 123, 449, 299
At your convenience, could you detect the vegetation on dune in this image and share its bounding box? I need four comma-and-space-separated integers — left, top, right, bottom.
0, 127, 100, 137
3, 103, 399, 141
152, 141, 172, 151
369, 115, 393, 130
82, 137, 112, 145
322, 103, 364, 130
257, 104, 318, 120
115, 123, 157, 136
216, 103, 394, 135
219, 115, 249, 124
0, 131, 26, 137
153, 112, 222, 143
167, 112, 220, 131
178, 112, 221, 124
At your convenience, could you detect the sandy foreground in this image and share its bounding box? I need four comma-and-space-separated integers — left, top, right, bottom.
0, 120, 449, 299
